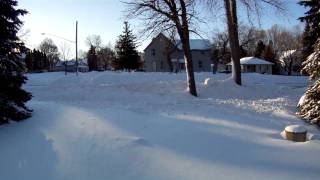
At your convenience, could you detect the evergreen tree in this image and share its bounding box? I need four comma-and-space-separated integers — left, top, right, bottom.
87, 45, 98, 71
0, 0, 32, 124
297, 0, 320, 126
298, 39, 320, 125
25, 49, 49, 72
254, 40, 266, 58
298, 0, 320, 58
114, 22, 141, 71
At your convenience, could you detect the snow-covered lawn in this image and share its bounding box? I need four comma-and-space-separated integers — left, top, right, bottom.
1, 72, 319, 180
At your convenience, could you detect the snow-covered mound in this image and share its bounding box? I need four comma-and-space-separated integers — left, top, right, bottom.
1, 72, 319, 180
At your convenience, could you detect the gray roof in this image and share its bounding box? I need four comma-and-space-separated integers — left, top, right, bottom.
176, 39, 211, 50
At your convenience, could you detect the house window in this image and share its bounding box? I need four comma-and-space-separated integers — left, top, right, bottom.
201, 51, 205, 55
198, 61, 203, 68
151, 49, 156, 56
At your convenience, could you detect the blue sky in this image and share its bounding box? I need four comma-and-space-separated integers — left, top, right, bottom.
18, 0, 306, 57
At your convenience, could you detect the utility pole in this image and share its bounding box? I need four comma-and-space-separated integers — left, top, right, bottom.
76, 21, 78, 76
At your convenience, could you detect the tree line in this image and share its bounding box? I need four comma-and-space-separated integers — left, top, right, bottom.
211, 24, 303, 75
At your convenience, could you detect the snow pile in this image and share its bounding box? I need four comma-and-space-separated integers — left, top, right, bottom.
0, 72, 319, 180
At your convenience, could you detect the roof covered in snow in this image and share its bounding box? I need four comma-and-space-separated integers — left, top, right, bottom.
55, 59, 88, 67
176, 39, 211, 50
228, 57, 274, 65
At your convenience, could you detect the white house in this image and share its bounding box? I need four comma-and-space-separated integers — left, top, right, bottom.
227, 57, 274, 74
54, 59, 89, 72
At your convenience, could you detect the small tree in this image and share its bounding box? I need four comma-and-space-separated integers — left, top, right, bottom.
114, 22, 141, 71
0, 0, 32, 124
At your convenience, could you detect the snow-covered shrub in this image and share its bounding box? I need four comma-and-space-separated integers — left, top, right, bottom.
297, 80, 320, 125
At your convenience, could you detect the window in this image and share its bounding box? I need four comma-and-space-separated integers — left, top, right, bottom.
198, 61, 203, 68
151, 49, 156, 56
160, 61, 164, 69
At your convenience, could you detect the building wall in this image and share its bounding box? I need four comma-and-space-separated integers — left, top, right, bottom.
227, 64, 273, 74
144, 34, 213, 72
144, 34, 172, 72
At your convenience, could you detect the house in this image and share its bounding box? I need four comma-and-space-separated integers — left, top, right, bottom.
144, 33, 213, 72
227, 57, 274, 74
54, 59, 89, 72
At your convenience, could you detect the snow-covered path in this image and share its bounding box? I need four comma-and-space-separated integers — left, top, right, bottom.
1, 72, 319, 180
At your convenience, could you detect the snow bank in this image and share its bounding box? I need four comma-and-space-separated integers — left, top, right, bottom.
1, 71, 318, 180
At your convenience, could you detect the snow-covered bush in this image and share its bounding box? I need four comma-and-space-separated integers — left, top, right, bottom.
298, 80, 320, 125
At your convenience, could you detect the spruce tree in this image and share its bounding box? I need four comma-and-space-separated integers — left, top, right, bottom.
87, 45, 98, 71
297, 0, 320, 126
114, 22, 140, 71
0, 0, 32, 124
298, 39, 320, 126
298, 0, 320, 58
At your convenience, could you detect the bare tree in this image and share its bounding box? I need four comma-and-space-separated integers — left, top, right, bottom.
124, 0, 198, 96
39, 38, 59, 69
97, 46, 116, 70
18, 27, 30, 43
60, 42, 71, 75
85, 35, 102, 49
60, 42, 71, 61
205, 0, 285, 84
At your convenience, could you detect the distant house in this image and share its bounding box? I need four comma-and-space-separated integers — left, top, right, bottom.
144, 33, 213, 72
54, 59, 89, 72
227, 57, 274, 74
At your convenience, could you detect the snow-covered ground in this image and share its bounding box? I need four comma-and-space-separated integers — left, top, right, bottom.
1, 72, 319, 180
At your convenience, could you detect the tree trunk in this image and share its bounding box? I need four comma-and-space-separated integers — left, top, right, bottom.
288, 60, 292, 76
224, 0, 242, 85
181, 36, 197, 96
176, 25, 197, 96
175, 0, 197, 96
